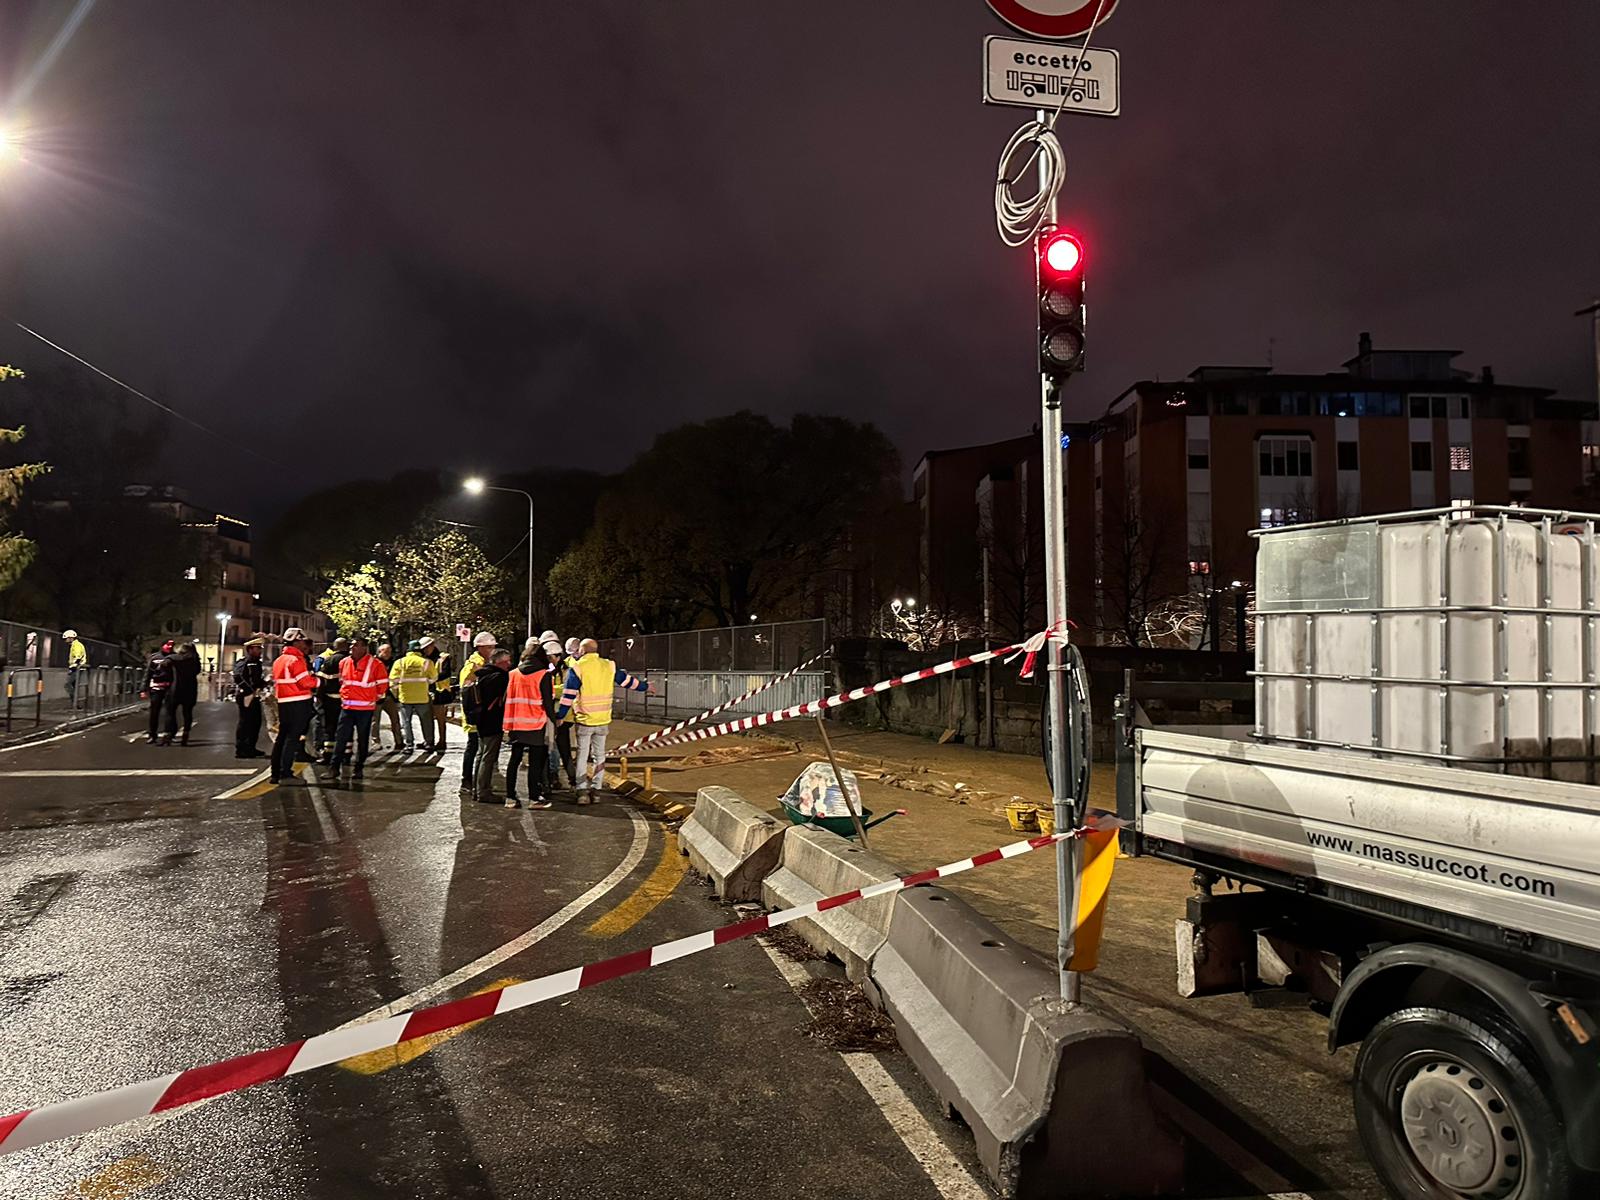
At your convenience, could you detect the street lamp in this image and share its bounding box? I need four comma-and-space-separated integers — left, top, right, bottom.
216, 610, 231, 673
463, 477, 534, 644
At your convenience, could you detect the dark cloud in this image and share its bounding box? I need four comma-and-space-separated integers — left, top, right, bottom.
1, 1, 1597, 521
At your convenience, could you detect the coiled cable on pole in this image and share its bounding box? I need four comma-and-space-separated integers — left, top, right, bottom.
991, 0, 1108, 247
994, 119, 1066, 247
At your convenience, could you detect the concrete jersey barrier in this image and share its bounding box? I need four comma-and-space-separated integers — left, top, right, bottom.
761, 825, 901, 981
871, 885, 1183, 1198
677, 785, 787, 902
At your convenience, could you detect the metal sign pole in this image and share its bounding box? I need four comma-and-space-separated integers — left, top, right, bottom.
1035, 109, 1080, 1004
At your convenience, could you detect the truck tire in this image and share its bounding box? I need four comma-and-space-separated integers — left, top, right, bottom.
1353, 1007, 1573, 1200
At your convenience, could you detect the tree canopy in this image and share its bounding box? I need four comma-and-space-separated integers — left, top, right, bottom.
547, 411, 901, 634
0, 366, 50, 594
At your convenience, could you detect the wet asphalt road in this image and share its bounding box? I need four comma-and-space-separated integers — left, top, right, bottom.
0, 705, 993, 1199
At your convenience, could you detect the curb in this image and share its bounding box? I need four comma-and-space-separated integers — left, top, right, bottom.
605, 774, 692, 821
0, 702, 144, 750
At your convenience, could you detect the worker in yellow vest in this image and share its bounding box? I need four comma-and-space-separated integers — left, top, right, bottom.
551, 638, 651, 803
540, 634, 577, 790
457, 631, 495, 796
390, 640, 435, 752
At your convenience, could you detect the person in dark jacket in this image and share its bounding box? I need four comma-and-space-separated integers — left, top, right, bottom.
166, 641, 202, 745
504, 646, 556, 810
232, 637, 269, 758
141, 639, 177, 744
312, 638, 349, 761
466, 649, 513, 803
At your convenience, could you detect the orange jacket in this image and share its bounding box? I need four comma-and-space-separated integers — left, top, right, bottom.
503, 667, 550, 733
339, 652, 390, 711
271, 646, 316, 703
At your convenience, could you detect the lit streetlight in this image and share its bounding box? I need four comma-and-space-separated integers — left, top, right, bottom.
463, 477, 534, 643
216, 610, 231, 674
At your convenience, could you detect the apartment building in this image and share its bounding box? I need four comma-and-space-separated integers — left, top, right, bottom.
1065, 333, 1600, 642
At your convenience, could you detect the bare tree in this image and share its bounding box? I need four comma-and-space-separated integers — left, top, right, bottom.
1097, 494, 1184, 647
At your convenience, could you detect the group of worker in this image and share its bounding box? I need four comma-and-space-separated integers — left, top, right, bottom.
240, 626, 650, 808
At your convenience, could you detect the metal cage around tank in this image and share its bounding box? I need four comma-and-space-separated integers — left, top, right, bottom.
1251, 504, 1600, 780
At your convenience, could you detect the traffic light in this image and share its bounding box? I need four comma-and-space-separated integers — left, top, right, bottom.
1037, 229, 1086, 378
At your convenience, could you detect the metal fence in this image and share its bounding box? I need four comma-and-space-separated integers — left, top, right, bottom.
0, 620, 132, 670
601, 619, 830, 725
3, 664, 143, 731
600, 619, 828, 675
614, 669, 830, 723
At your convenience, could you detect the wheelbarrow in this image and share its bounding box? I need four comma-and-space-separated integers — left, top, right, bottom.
778, 799, 907, 839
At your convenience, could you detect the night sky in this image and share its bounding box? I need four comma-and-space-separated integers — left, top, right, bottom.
2, 1, 1598, 523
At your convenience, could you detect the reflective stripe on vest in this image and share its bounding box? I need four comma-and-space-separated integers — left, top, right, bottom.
272, 650, 316, 703
340, 655, 383, 710
503, 668, 549, 732
572, 655, 615, 725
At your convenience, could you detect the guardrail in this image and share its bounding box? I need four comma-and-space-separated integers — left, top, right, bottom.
66, 665, 142, 714
4, 668, 44, 731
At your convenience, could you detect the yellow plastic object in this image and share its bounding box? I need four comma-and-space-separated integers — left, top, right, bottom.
1035, 808, 1055, 836
1066, 829, 1120, 972
1004, 802, 1040, 833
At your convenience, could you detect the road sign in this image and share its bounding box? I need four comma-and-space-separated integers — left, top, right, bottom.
983, 36, 1120, 117
985, 0, 1121, 40
456, 623, 471, 641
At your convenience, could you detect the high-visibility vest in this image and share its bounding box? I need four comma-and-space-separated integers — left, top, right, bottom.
272, 648, 316, 702
390, 652, 433, 705
339, 653, 389, 710
503, 668, 550, 733
572, 654, 618, 727
68, 641, 88, 669
458, 651, 487, 732
549, 658, 573, 724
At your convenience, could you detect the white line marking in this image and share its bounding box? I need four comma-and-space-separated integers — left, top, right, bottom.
26, 755, 651, 1174
755, 938, 989, 1200
212, 767, 274, 799
0, 769, 260, 778
339, 806, 651, 1023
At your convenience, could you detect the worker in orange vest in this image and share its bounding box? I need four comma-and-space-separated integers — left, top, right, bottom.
328, 634, 390, 784
503, 645, 557, 810
268, 628, 317, 785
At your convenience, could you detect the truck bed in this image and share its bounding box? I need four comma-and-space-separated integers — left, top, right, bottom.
1132, 729, 1600, 973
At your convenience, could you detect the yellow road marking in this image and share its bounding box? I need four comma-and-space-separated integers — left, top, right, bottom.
585, 829, 687, 939
62, 1152, 171, 1199
338, 977, 519, 1075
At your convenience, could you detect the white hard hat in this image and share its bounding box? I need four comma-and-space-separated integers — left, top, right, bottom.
63, 629, 78, 638
565, 637, 582, 656
283, 627, 308, 642
473, 631, 496, 647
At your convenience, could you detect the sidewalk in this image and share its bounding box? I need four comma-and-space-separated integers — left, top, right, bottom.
0, 694, 143, 748
609, 715, 1379, 1198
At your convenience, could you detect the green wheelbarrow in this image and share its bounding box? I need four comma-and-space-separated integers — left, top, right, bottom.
778, 799, 907, 839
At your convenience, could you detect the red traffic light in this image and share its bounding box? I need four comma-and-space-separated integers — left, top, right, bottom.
1042, 232, 1084, 275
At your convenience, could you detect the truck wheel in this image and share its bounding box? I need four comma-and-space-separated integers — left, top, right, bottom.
1353, 1007, 1572, 1200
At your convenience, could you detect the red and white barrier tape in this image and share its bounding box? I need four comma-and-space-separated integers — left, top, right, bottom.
0, 825, 1092, 1156
612, 649, 830, 757
626, 639, 1029, 753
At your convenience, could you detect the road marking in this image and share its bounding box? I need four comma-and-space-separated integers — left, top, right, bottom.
0, 769, 260, 778
333, 805, 652, 1023
56, 1150, 170, 1198
338, 978, 518, 1075
755, 938, 989, 1200
48, 768, 650, 1180
0, 728, 90, 754
585, 829, 688, 938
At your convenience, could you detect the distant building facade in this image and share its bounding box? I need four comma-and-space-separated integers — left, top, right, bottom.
130, 486, 256, 668
912, 434, 1044, 638
253, 582, 333, 652
1066, 333, 1600, 644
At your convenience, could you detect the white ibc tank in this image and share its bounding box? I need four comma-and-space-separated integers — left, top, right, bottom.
1255, 510, 1599, 777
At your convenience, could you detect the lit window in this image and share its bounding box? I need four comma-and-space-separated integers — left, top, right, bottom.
184, 566, 197, 580
1449, 444, 1472, 471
